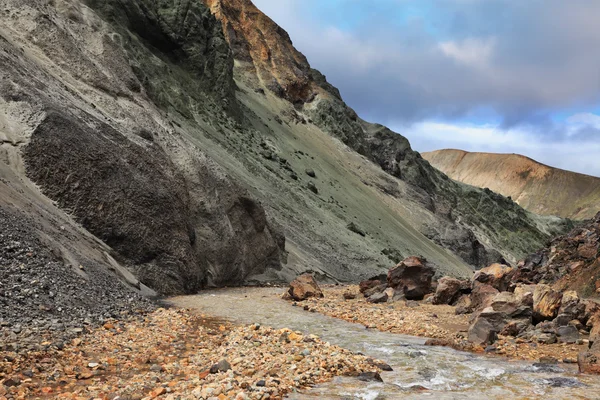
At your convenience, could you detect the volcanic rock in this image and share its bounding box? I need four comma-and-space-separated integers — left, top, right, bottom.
469, 283, 499, 313
359, 280, 383, 294
387, 256, 435, 300
286, 274, 324, 301
533, 284, 562, 323
472, 263, 514, 292
432, 276, 464, 305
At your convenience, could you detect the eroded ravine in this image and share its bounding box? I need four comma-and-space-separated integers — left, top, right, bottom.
169, 288, 600, 399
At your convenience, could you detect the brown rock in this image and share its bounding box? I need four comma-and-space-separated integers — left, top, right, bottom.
286, 274, 324, 301
343, 292, 357, 300
468, 308, 502, 345
558, 290, 585, 321
472, 263, 514, 292
432, 276, 462, 305
578, 341, 600, 374
533, 284, 562, 323
387, 256, 435, 300
454, 294, 473, 315
367, 292, 389, 304
469, 282, 499, 312
490, 292, 532, 319
359, 280, 383, 294
363, 283, 387, 298
578, 242, 599, 259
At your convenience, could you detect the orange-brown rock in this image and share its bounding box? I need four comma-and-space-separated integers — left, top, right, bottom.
533, 284, 562, 323
472, 263, 514, 292
286, 274, 324, 301
204, 0, 315, 103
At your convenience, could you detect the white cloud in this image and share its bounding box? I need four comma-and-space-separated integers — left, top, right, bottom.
439, 38, 496, 68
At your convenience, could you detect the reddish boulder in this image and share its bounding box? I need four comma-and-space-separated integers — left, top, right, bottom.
432, 276, 463, 305
469, 282, 499, 312
286, 274, 324, 301
472, 263, 514, 292
387, 256, 435, 300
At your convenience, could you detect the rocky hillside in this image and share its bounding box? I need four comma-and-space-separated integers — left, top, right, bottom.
0, 0, 571, 299
513, 212, 600, 297
423, 149, 600, 220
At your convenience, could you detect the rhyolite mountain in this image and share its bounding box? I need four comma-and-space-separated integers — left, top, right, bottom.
423, 149, 600, 220
0, 0, 571, 296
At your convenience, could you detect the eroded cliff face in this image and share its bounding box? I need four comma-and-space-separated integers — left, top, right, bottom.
1, 0, 283, 295
423, 149, 600, 220
204, 0, 314, 104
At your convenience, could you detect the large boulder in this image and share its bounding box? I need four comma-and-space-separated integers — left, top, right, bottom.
533, 284, 562, 323
468, 307, 506, 345
472, 263, 514, 292
432, 276, 466, 305
387, 256, 435, 300
470, 282, 499, 312
489, 292, 532, 319
553, 291, 586, 328
286, 274, 324, 301
513, 284, 535, 307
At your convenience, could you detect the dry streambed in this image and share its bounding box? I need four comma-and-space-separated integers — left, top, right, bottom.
0, 308, 385, 400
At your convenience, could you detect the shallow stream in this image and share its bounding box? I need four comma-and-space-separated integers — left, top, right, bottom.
169, 288, 600, 399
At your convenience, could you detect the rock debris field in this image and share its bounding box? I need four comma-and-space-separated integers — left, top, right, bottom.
0, 308, 385, 400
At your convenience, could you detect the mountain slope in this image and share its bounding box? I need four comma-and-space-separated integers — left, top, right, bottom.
423, 149, 600, 220
0, 0, 571, 298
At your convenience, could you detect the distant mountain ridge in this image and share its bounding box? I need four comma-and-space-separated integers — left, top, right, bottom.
423, 149, 600, 220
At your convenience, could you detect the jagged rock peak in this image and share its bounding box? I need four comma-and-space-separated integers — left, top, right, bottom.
204, 0, 317, 103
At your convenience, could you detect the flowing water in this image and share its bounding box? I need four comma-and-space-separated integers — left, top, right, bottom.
169, 288, 600, 399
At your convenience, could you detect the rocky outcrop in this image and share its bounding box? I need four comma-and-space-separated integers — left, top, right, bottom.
0, 0, 283, 295
387, 257, 435, 300
423, 149, 600, 220
285, 274, 324, 301
513, 212, 600, 296
87, 0, 239, 115
203, 0, 313, 104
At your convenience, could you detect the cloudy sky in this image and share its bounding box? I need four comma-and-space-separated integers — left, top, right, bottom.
252, 0, 600, 177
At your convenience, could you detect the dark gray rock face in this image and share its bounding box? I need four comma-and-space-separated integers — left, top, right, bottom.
23, 113, 282, 294
86, 0, 238, 113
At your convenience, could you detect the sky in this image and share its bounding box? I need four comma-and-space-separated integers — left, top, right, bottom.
252, 0, 600, 177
